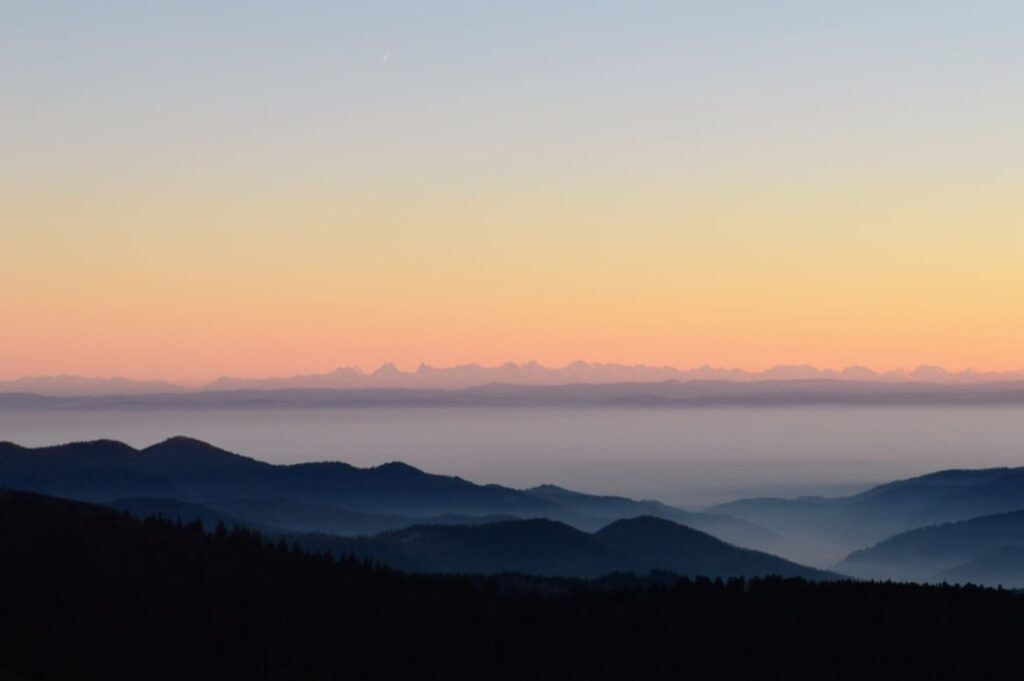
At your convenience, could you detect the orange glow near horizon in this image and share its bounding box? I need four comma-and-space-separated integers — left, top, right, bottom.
3, 4, 1023, 383
4, 176, 1022, 383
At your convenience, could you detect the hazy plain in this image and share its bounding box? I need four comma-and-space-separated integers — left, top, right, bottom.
3, 405, 1024, 507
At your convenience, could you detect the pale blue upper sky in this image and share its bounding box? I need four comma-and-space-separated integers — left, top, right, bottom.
3, 2, 1024, 379
6, 1, 1022, 186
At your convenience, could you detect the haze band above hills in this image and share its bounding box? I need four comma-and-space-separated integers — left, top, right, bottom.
5, 378, 1024, 408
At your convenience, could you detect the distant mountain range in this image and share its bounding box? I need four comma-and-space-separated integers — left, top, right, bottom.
0, 437, 774, 550
4, 361, 1024, 395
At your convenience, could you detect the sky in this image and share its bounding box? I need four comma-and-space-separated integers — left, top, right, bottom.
3, 1, 1023, 382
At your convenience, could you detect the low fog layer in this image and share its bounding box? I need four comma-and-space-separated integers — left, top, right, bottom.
3, 404, 1022, 509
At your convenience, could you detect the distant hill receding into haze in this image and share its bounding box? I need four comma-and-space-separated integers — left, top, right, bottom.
937, 545, 1024, 588
714, 467, 1024, 566
837, 510, 1024, 585
4, 360, 1024, 396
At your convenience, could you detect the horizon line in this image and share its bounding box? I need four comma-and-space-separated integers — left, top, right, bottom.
4, 360, 1024, 391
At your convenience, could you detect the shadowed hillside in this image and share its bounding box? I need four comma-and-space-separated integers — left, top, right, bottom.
313, 515, 831, 579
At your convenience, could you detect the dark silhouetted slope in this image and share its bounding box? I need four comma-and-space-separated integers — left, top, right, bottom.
336, 518, 619, 576
110, 497, 273, 532
595, 516, 823, 579
322, 515, 833, 580
527, 483, 781, 550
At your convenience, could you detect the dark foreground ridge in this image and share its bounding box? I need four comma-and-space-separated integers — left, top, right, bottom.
2, 490, 1023, 680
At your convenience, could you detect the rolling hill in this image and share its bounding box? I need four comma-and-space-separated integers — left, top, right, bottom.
938, 545, 1024, 588
0, 437, 771, 548
314, 515, 833, 580
525, 483, 780, 548
837, 510, 1024, 583
711, 466, 1024, 565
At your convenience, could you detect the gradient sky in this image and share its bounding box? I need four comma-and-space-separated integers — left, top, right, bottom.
3, 2, 1023, 382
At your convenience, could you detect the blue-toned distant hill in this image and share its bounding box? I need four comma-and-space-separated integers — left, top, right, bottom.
837, 510, 1024, 585
0, 437, 771, 549
937, 545, 1024, 588
711, 466, 1024, 565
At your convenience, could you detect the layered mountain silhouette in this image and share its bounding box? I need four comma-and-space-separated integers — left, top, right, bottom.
713, 466, 1024, 565
0, 437, 773, 549
837, 510, 1024, 584
300, 516, 831, 579
5, 361, 1024, 396
524, 483, 779, 539
10, 436, 1024, 584
106, 497, 818, 579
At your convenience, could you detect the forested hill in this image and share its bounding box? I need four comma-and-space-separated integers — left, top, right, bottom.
316, 515, 832, 579
0, 437, 775, 548
2, 490, 1023, 680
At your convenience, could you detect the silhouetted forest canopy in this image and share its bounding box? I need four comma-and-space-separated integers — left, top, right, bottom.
1, 490, 1022, 680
